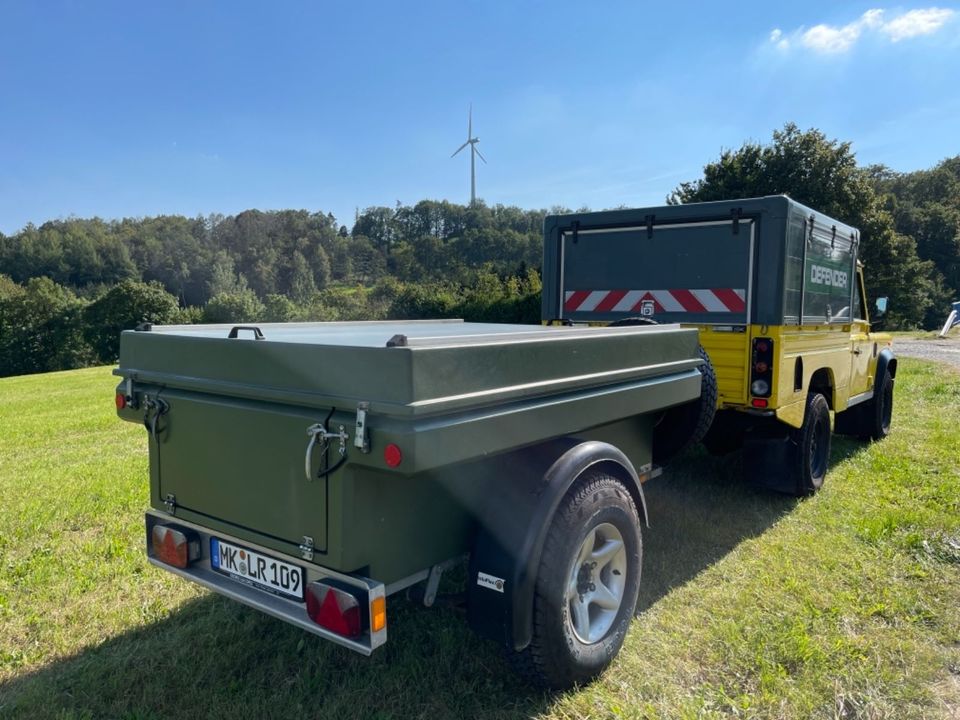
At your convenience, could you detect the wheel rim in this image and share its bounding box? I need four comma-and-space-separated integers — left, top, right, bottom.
565, 522, 628, 644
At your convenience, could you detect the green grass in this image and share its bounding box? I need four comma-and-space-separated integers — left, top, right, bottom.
1, 363, 958, 719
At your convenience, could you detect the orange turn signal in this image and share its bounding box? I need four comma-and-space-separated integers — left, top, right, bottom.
371, 596, 387, 633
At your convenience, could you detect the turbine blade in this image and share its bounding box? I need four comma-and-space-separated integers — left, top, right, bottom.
474, 145, 487, 164
468, 104, 472, 137
451, 141, 469, 158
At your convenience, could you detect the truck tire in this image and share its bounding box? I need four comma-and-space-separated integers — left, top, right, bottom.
607, 316, 659, 328
868, 368, 894, 440
652, 345, 717, 463
791, 392, 831, 496
511, 472, 642, 689
609, 318, 717, 463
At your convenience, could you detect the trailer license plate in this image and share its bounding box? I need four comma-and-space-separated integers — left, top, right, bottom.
210, 538, 304, 602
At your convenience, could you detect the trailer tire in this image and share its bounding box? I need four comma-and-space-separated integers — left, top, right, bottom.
791, 392, 831, 496
511, 472, 642, 689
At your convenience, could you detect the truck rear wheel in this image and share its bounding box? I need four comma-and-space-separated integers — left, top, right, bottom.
512, 472, 642, 689
791, 392, 831, 496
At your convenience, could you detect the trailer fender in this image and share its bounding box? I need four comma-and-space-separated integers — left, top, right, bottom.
466, 439, 648, 652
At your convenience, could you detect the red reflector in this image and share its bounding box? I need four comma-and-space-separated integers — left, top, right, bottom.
115, 393, 127, 410
755, 340, 769, 353
755, 361, 768, 373
384, 444, 402, 468
306, 582, 362, 638
151, 525, 199, 569
751, 398, 769, 408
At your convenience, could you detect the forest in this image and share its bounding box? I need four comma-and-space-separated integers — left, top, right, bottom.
1, 124, 958, 378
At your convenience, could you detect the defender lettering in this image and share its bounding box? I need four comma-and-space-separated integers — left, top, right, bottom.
810, 264, 847, 288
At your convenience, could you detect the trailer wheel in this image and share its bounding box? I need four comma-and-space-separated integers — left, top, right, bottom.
791, 392, 831, 496
511, 472, 642, 689
869, 369, 894, 440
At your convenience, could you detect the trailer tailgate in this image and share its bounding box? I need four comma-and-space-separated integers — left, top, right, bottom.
154, 391, 328, 551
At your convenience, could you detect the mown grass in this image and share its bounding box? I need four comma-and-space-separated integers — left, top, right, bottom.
1, 362, 958, 719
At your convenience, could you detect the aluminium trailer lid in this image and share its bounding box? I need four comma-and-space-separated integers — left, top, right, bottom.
116, 319, 701, 418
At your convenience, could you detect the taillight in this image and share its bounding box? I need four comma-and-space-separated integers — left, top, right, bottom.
151, 525, 200, 568
306, 581, 363, 638
751, 337, 773, 399
115, 392, 127, 410
384, 443, 403, 468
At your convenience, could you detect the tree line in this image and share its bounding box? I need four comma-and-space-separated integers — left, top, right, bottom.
1, 123, 958, 378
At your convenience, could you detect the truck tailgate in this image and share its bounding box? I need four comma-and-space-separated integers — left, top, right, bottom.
549, 217, 753, 325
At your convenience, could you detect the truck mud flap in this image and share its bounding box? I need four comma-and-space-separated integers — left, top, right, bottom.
743, 432, 798, 494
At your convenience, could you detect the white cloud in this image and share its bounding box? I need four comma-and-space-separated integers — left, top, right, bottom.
769, 6, 955, 54
770, 27, 790, 50
880, 7, 955, 40
801, 20, 865, 53
860, 8, 887, 29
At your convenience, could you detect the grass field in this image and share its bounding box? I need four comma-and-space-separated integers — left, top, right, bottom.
1, 362, 958, 719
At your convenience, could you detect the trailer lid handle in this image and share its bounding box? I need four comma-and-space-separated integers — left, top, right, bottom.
227, 325, 265, 340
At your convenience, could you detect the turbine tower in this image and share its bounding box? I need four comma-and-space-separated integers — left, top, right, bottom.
450, 104, 486, 206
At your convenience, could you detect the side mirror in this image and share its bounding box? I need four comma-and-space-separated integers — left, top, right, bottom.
874, 297, 888, 318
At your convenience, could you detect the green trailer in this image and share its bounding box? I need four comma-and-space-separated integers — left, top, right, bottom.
116, 319, 702, 688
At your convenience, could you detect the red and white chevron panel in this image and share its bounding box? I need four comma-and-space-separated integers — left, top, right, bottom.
564, 288, 746, 314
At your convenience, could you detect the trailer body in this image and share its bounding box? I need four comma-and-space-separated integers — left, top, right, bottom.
116, 319, 701, 661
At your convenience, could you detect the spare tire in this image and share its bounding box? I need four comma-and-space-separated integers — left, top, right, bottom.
608, 318, 718, 464
607, 316, 659, 328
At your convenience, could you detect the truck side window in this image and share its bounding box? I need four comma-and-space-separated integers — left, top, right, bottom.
853, 276, 866, 321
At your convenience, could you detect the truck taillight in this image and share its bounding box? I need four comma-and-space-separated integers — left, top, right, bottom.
306, 581, 363, 638
115, 392, 127, 410
751, 337, 773, 399
151, 525, 200, 569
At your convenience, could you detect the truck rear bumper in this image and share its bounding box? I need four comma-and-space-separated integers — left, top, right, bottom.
144, 511, 387, 655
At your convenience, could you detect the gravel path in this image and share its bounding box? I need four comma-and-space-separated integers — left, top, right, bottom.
892, 336, 960, 370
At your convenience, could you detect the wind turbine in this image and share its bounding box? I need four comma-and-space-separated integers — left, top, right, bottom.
450, 104, 486, 206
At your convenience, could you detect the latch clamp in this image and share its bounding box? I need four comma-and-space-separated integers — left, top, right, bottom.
299, 536, 314, 562
163, 493, 177, 515
354, 402, 370, 453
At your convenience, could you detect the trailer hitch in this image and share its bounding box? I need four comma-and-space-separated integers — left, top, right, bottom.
305, 420, 349, 481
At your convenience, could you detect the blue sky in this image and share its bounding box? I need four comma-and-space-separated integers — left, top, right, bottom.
1, 1, 957, 234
